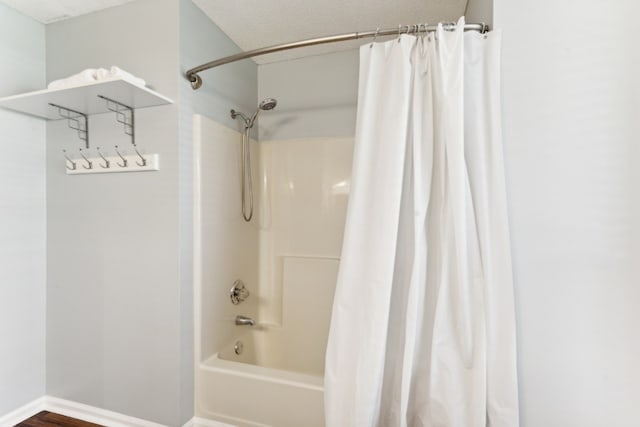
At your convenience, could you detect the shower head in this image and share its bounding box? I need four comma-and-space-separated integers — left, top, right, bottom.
259, 98, 277, 111
247, 98, 278, 128
231, 98, 278, 129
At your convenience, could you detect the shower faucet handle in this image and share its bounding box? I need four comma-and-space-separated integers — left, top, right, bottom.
230, 279, 250, 305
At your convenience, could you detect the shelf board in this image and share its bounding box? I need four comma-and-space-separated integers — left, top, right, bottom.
0, 77, 173, 120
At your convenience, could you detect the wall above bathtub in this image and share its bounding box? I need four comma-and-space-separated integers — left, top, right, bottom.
258, 50, 359, 141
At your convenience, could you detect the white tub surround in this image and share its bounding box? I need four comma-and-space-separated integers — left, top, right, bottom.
194, 114, 353, 426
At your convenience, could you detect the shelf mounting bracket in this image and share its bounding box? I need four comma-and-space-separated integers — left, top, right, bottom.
49, 103, 89, 148
98, 95, 135, 147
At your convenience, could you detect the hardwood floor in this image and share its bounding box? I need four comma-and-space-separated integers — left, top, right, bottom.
15, 411, 103, 427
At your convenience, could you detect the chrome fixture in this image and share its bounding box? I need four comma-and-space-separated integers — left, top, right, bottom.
62, 149, 77, 171
230, 279, 250, 305
235, 315, 255, 327
231, 98, 277, 129
78, 148, 93, 170
234, 341, 244, 355
96, 147, 110, 169
230, 98, 278, 222
114, 145, 128, 167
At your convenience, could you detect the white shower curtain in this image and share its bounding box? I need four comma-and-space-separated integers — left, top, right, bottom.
324, 17, 519, 427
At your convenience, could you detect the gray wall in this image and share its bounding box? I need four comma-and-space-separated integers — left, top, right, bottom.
0, 3, 46, 415
465, 0, 493, 26
179, 1, 257, 421
495, 0, 640, 425
43, 0, 258, 424
258, 50, 359, 141
0, 0, 258, 424
45, 0, 183, 425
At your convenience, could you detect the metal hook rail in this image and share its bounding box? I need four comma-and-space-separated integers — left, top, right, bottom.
62, 147, 159, 175
185, 21, 489, 90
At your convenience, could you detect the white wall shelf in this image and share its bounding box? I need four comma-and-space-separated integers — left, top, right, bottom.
0, 77, 172, 120
0, 77, 171, 175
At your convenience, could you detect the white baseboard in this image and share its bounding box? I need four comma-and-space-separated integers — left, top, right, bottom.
0, 396, 168, 427
45, 396, 167, 427
0, 397, 47, 427
0, 396, 237, 427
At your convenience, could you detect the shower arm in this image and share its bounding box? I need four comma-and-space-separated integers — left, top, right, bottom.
230, 109, 252, 129
231, 109, 261, 130
186, 22, 489, 89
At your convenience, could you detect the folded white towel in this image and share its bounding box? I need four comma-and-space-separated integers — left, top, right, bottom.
106, 66, 146, 87
47, 68, 97, 90
47, 66, 146, 90
94, 67, 109, 80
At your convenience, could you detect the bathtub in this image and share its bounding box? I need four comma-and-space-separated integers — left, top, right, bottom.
195, 328, 325, 427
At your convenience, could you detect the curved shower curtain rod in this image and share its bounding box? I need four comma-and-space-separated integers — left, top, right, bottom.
185, 21, 490, 90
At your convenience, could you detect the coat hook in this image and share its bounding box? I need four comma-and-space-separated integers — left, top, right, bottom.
133, 144, 147, 167
97, 147, 110, 169
78, 148, 92, 170
114, 145, 128, 167
62, 149, 77, 171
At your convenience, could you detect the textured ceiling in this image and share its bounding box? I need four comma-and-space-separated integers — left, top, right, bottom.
0, 0, 134, 24
0, 0, 468, 62
192, 0, 468, 64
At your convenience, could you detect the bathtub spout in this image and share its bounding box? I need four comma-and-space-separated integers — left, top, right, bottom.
235, 315, 255, 326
